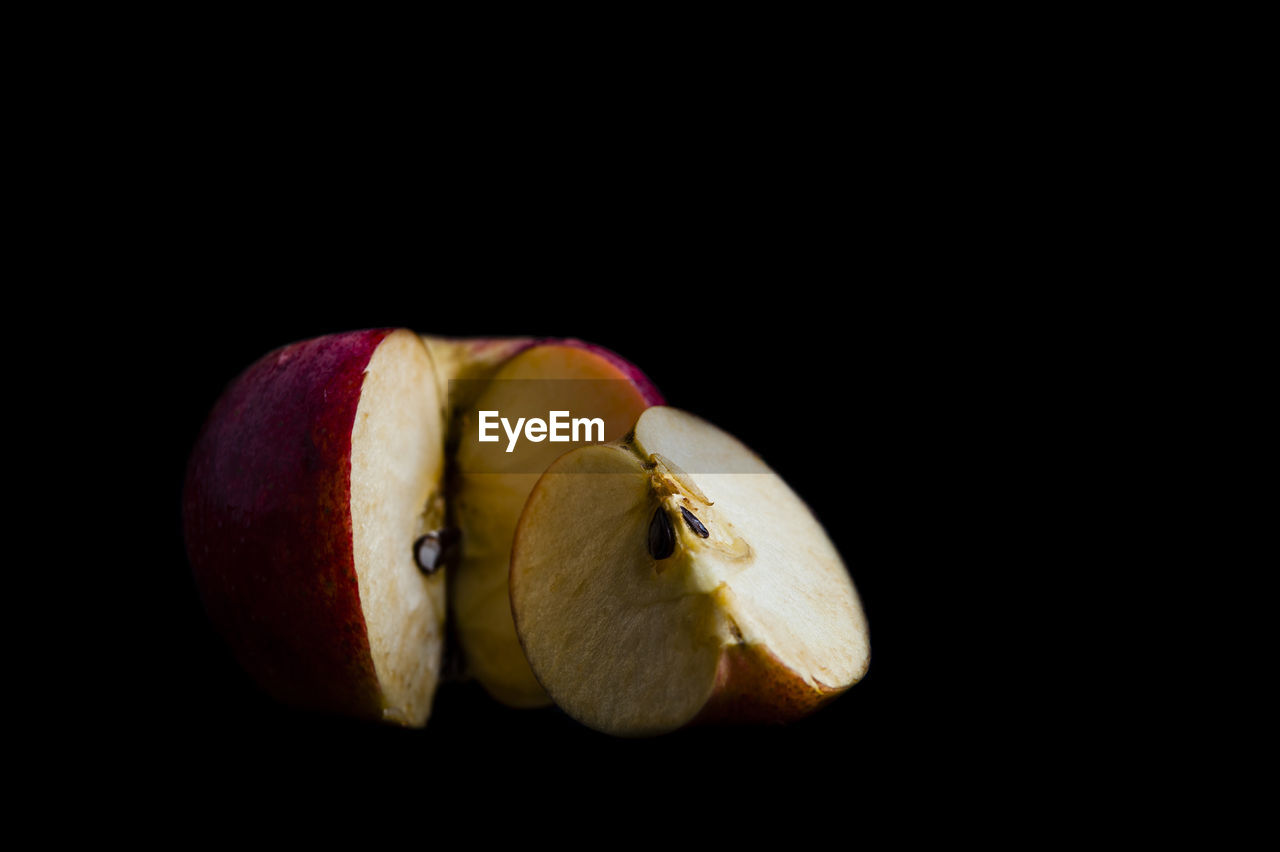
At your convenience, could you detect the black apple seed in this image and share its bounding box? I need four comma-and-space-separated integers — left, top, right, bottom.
648, 507, 676, 560
680, 505, 709, 538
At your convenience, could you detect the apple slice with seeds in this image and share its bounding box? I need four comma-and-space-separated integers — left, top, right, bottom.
509, 406, 870, 736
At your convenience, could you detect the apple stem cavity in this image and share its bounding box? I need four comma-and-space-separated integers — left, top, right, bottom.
648, 507, 676, 563
414, 528, 460, 575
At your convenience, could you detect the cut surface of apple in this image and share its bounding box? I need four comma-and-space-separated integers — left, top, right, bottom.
450, 342, 662, 707
420, 335, 534, 425
184, 329, 447, 726
510, 406, 869, 736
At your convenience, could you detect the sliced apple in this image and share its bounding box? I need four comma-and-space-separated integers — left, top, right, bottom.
450, 342, 662, 707
183, 329, 447, 726
509, 406, 869, 736
420, 335, 534, 424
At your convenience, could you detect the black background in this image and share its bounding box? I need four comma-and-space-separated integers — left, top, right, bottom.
33, 37, 1075, 836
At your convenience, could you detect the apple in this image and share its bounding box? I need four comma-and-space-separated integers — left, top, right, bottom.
509, 406, 870, 736
448, 341, 662, 706
183, 329, 660, 723
183, 328, 449, 726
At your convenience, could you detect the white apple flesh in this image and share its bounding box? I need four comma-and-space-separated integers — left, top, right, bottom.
509, 406, 870, 736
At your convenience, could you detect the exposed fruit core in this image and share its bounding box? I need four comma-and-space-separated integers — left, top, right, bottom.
349, 330, 447, 725
510, 406, 869, 736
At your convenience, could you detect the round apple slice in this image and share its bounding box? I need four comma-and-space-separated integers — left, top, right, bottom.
510, 406, 870, 736
184, 329, 447, 726
450, 342, 662, 707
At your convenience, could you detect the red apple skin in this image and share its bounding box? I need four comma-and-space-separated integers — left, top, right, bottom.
183, 328, 396, 720
694, 643, 867, 726
546, 339, 665, 407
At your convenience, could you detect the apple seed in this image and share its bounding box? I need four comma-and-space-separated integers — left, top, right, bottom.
414, 528, 459, 575
679, 506, 709, 538
648, 507, 675, 561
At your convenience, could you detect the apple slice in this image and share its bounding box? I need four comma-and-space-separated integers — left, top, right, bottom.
183, 329, 447, 726
509, 406, 870, 736
450, 342, 662, 707
420, 335, 534, 423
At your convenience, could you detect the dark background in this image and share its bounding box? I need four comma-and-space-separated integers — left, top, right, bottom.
36, 37, 1069, 835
